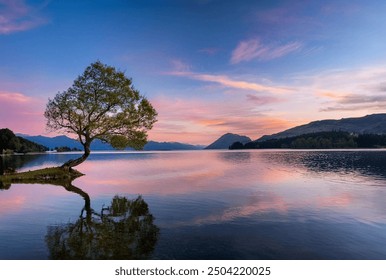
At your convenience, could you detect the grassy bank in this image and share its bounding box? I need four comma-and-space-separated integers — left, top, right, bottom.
0, 167, 83, 189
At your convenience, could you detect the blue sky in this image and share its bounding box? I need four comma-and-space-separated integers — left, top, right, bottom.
1, 0, 386, 144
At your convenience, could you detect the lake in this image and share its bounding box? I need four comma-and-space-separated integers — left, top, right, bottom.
1, 149, 386, 259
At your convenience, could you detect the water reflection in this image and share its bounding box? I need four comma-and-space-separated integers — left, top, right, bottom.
3, 151, 386, 259
260, 151, 386, 181
217, 151, 251, 164
1, 180, 159, 260
45, 191, 159, 260
0, 180, 10, 190
2, 152, 159, 174
0, 154, 47, 175
45, 183, 159, 260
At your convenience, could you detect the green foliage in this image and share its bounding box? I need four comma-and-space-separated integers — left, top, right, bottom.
357, 134, 386, 148
44, 61, 157, 157
54, 146, 81, 152
0, 128, 48, 154
230, 131, 386, 150
0, 128, 16, 152
229, 141, 244, 149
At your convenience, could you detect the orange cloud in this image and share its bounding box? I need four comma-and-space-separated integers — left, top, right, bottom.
316, 91, 346, 100
148, 96, 293, 144
168, 71, 292, 94
198, 119, 227, 126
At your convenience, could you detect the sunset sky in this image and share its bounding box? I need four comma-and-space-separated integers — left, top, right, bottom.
2, 0, 386, 145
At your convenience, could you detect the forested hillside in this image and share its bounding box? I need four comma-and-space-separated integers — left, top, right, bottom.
230, 131, 386, 149
0, 128, 48, 154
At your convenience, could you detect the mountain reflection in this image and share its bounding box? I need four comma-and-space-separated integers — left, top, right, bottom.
0, 154, 46, 175
261, 151, 386, 181
45, 183, 159, 260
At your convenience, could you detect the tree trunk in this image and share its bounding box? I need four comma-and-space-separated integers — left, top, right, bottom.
64, 182, 92, 223
61, 143, 91, 170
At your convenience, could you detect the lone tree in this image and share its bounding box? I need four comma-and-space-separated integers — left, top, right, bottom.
45, 61, 157, 169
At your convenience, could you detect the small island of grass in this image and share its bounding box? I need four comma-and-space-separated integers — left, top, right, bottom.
0, 167, 83, 189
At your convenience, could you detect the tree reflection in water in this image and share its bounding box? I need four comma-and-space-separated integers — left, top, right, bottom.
46, 183, 159, 260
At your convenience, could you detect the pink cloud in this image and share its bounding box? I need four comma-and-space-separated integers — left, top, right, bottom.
0, 0, 47, 34
231, 39, 266, 63
294, 65, 386, 115
0, 91, 30, 102
0, 91, 46, 135
147, 96, 293, 144
231, 38, 302, 64
246, 93, 283, 105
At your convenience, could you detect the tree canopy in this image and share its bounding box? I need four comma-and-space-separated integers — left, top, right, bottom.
44, 61, 157, 168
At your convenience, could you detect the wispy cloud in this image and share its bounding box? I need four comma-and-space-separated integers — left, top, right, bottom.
0, 0, 48, 34
0, 91, 31, 102
320, 94, 386, 112
165, 61, 386, 141
371, 82, 386, 92
230, 38, 302, 64
246, 94, 283, 105
292, 65, 386, 113
168, 71, 293, 94
339, 94, 386, 105
170, 59, 191, 72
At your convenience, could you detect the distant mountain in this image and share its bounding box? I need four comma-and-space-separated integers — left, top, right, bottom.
145, 141, 203, 150
258, 114, 386, 142
205, 133, 251, 149
18, 134, 111, 150
18, 134, 203, 151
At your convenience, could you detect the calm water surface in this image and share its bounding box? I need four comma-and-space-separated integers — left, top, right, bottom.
1, 150, 386, 259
